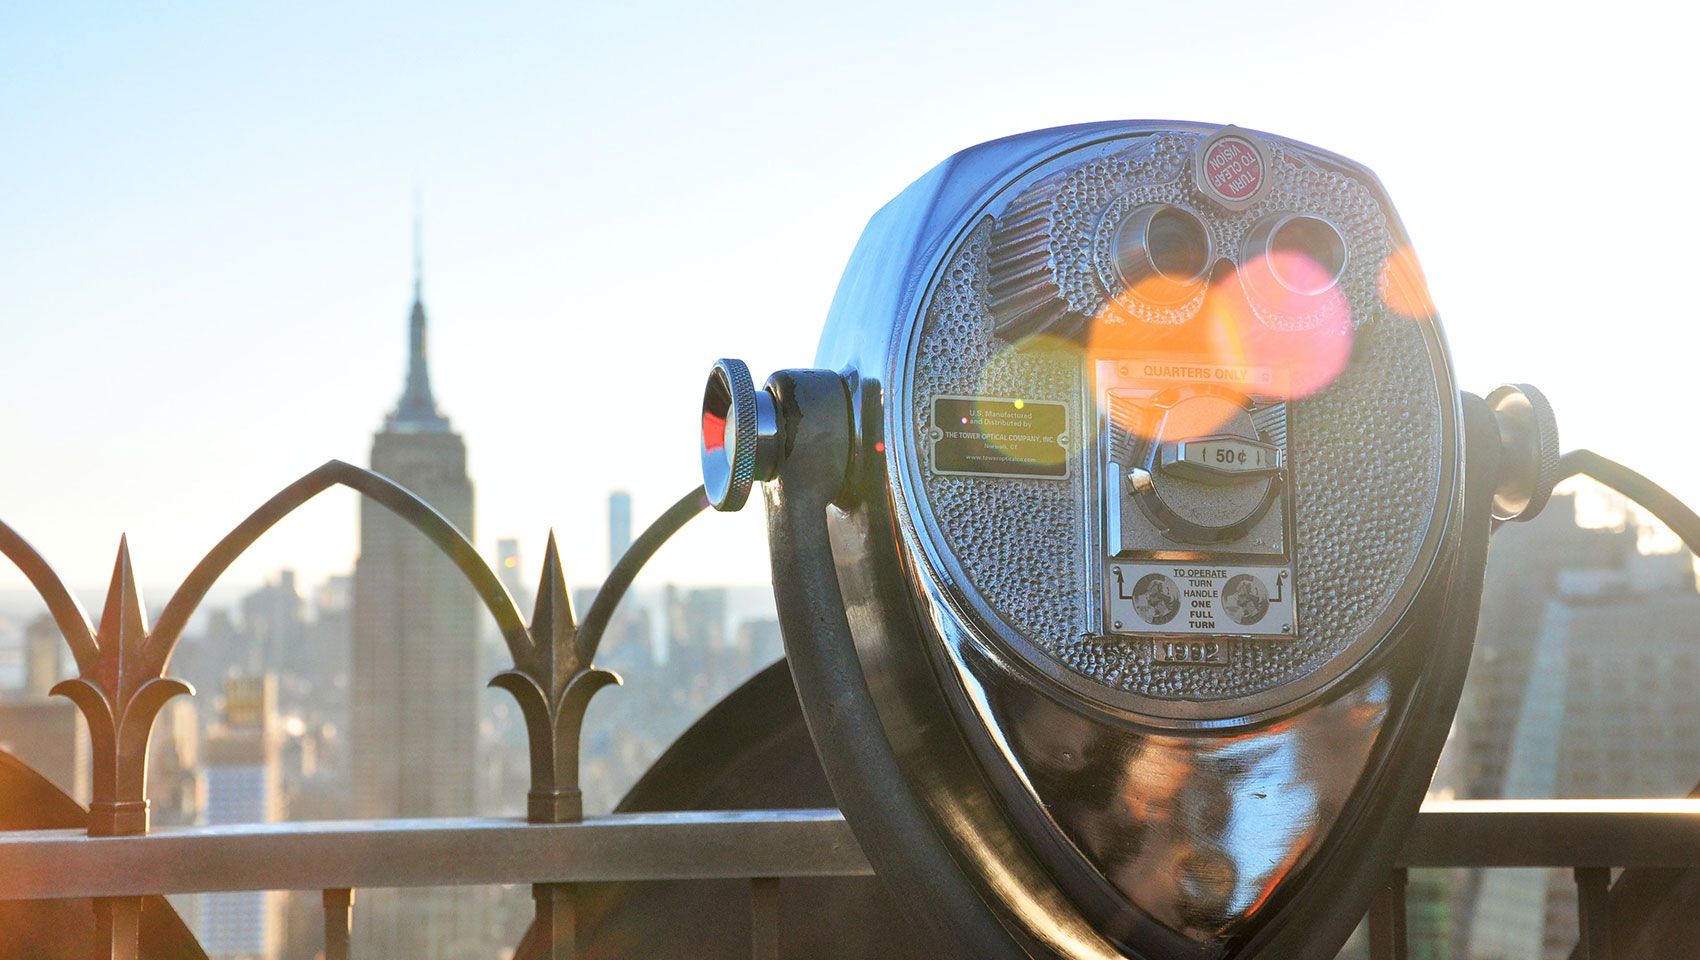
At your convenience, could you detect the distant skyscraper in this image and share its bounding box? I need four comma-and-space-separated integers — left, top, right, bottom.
1460, 498, 1700, 960
23, 613, 60, 698
241, 571, 304, 674
1, 615, 90, 805
200, 675, 283, 960
352, 263, 477, 818
609, 491, 632, 573
1435, 493, 1640, 959
1458, 494, 1637, 803
496, 537, 531, 613
0, 697, 89, 804
664, 585, 725, 651
350, 249, 488, 957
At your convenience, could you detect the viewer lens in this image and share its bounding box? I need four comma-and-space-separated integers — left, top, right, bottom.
1261, 214, 1347, 297
1111, 204, 1213, 305
1147, 206, 1211, 283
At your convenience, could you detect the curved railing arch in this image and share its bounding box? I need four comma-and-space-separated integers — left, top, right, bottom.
151, 459, 532, 669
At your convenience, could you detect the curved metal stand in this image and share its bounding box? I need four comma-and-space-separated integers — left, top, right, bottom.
761, 369, 1040, 960
577, 486, 709, 663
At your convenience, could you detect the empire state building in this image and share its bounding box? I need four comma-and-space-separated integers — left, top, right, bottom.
350, 262, 489, 955
352, 267, 477, 819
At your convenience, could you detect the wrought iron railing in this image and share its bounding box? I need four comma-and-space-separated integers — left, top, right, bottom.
0, 459, 707, 959
4, 460, 1700, 959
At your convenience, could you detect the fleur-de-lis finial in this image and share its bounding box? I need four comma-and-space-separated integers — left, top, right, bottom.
489, 531, 619, 825
50, 536, 194, 837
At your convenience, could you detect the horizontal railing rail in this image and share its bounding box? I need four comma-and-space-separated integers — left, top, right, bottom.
1402, 799, 1700, 867
7, 799, 1700, 902
2, 800, 1699, 958
0, 809, 870, 900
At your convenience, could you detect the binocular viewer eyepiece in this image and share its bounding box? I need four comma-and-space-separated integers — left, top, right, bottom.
699, 121, 1559, 960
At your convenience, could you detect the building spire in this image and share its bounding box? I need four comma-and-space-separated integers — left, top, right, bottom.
390, 191, 449, 432
412, 186, 423, 301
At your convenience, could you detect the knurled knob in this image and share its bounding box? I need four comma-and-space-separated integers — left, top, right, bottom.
701, 358, 780, 512
1485, 383, 1560, 523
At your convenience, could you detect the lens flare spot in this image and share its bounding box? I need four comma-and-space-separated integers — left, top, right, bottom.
962, 332, 1085, 467
1378, 245, 1431, 319
1090, 257, 1352, 432
1215, 255, 1353, 400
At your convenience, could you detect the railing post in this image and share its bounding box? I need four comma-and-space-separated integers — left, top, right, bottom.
323, 888, 354, 960
532, 883, 577, 960
1367, 868, 1408, 960
493, 535, 612, 960
1575, 867, 1613, 960
20, 539, 200, 960
750, 877, 780, 960
93, 896, 140, 960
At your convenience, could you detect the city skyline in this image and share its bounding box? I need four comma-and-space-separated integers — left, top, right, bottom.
4, 0, 1698, 603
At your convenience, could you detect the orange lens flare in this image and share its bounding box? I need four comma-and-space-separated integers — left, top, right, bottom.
1094, 257, 1353, 441
1203, 254, 1352, 398
1378, 245, 1431, 319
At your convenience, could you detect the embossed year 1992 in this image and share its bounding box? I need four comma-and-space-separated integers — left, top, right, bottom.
1155, 640, 1228, 666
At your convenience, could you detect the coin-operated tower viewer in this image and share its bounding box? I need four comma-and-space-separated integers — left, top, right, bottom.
700, 121, 1559, 960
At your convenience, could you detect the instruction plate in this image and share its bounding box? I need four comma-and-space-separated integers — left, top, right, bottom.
1107, 561, 1295, 642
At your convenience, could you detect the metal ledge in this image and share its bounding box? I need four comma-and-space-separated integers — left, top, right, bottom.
1401, 799, 1700, 868
5, 801, 1700, 901
0, 809, 871, 899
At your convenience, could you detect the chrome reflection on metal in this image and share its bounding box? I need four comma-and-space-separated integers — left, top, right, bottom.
1109, 204, 1214, 306
701, 358, 780, 513
1485, 382, 1561, 523
959, 644, 1392, 942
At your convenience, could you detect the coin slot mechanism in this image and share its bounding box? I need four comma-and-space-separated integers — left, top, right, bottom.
1096, 358, 1299, 643
1160, 435, 1283, 484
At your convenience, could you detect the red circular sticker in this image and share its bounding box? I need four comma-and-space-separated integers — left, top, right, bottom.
1202, 136, 1264, 202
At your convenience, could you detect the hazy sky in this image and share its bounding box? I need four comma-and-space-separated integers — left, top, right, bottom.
2, 0, 1694, 613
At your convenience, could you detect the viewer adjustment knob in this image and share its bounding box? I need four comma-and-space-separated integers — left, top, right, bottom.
701, 358, 780, 512
1486, 383, 1561, 523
